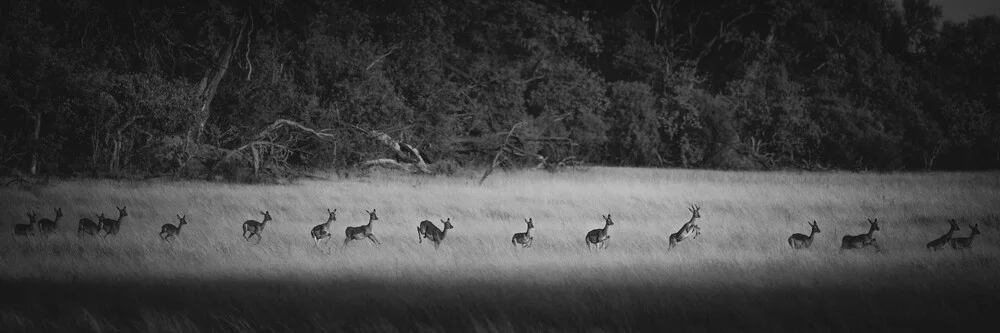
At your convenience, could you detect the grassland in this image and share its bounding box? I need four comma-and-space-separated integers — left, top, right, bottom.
1, 167, 999, 332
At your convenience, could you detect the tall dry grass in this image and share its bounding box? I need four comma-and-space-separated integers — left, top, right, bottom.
1, 168, 998, 332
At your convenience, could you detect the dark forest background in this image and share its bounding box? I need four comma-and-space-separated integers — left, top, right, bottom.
1, 0, 997, 181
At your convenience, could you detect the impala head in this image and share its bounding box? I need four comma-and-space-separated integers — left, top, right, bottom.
259, 211, 272, 222
689, 204, 701, 219
947, 219, 960, 232
116, 206, 128, 218
176, 214, 188, 226
367, 209, 379, 221
327, 208, 337, 222
602, 214, 614, 226
96, 212, 106, 220
524, 218, 534, 229
868, 218, 880, 231
26, 210, 37, 223
54, 207, 63, 219
809, 221, 821, 233
441, 218, 453, 230
969, 224, 980, 236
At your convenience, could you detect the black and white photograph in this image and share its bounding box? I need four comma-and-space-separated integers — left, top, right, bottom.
1, 0, 998, 332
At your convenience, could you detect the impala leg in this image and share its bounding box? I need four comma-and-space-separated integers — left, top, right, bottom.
368, 235, 380, 245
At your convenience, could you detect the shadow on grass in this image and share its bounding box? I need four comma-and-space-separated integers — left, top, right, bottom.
0, 275, 997, 332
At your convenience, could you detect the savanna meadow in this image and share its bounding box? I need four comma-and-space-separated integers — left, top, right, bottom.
2, 168, 998, 332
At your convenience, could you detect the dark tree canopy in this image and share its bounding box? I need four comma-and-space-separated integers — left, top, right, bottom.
1, 0, 997, 180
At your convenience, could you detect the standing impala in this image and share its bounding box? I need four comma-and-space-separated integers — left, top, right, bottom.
418, 218, 454, 250
310, 208, 337, 251
99, 206, 129, 237
840, 218, 881, 252
78, 213, 104, 237
37, 207, 63, 236
950, 224, 980, 250
344, 209, 380, 246
585, 214, 614, 250
511, 218, 535, 248
926, 219, 960, 251
668, 205, 702, 251
242, 211, 273, 244
788, 221, 821, 249
13, 211, 37, 237
159, 215, 188, 242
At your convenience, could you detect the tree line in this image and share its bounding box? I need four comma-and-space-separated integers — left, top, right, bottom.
1, 0, 997, 181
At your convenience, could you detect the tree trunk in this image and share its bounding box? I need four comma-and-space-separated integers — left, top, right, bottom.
29, 112, 40, 175
192, 16, 247, 144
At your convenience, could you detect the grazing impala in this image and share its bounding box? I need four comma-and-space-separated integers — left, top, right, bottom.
668, 205, 702, 251
418, 218, 454, 250
37, 207, 63, 236
159, 215, 188, 242
950, 224, 980, 250
310, 209, 337, 251
511, 218, 535, 248
99, 206, 129, 237
13, 211, 38, 237
242, 211, 273, 244
585, 214, 614, 250
840, 218, 881, 252
788, 221, 821, 249
78, 213, 104, 237
926, 219, 960, 251
344, 209, 380, 246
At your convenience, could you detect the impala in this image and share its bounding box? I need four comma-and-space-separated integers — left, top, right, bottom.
37, 207, 63, 236
585, 214, 614, 250
98, 206, 129, 237
344, 209, 380, 246
511, 218, 534, 248
242, 211, 273, 244
310, 208, 337, 252
840, 218, 881, 252
13, 211, 37, 237
788, 221, 821, 249
159, 215, 188, 242
926, 219, 960, 251
419, 218, 454, 250
668, 205, 702, 251
950, 224, 980, 250
416, 219, 436, 243
78, 213, 104, 237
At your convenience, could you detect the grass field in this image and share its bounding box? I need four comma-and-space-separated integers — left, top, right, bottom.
1, 167, 999, 332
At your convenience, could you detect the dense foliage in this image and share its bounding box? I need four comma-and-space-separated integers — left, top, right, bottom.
1, 0, 997, 179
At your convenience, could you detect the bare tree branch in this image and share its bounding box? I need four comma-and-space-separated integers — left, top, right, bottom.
366, 45, 399, 71
479, 121, 528, 185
